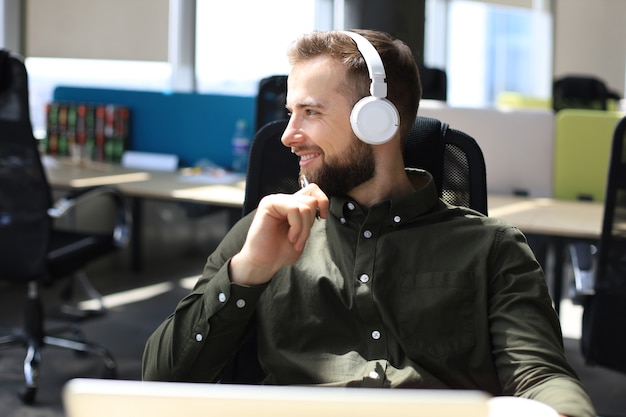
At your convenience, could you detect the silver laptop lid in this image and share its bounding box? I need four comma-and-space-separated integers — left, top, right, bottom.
63, 378, 491, 417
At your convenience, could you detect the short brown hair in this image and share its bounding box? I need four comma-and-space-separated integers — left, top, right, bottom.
287, 29, 421, 143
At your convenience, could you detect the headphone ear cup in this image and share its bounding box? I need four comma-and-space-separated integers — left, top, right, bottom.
350, 96, 400, 145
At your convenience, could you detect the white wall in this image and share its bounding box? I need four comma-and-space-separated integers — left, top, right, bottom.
553, 0, 626, 97
419, 101, 555, 197
0, 0, 21, 53
25, 0, 169, 61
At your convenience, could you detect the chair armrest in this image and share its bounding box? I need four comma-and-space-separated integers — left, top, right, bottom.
567, 241, 596, 303
47, 186, 131, 248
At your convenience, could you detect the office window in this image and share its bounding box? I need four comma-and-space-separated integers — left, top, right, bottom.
24, 0, 333, 135
425, 0, 552, 107
195, 0, 329, 96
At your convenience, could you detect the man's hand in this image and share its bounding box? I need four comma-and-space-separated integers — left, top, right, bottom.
229, 183, 329, 286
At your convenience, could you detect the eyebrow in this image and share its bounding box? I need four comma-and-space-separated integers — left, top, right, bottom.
285, 100, 327, 112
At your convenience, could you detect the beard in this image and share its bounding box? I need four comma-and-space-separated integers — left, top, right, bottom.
302, 138, 376, 197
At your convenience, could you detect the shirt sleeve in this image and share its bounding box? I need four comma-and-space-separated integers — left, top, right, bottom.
142, 213, 268, 382
487, 225, 596, 417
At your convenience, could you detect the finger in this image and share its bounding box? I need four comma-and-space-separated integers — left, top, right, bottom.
297, 183, 329, 219
285, 203, 316, 251
311, 189, 329, 219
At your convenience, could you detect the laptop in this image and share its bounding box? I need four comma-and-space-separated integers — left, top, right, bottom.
62, 378, 491, 417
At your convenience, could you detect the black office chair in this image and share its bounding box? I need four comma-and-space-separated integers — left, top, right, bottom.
567, 115, 626, 374
222, 115, 488, 384
419, 66, 447, 101
0, 50, 130, 403
552, 75, 621, 112
254, 75, 289, 134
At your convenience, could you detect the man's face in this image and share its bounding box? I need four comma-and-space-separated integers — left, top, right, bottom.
281, 55, 375, 197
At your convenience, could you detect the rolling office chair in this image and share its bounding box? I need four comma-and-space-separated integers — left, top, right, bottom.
418, 65, 447, 102
221, 115, 488, 384
567, 115, 626, 374
552, 75, 621, 112
0, 50, 131, 403
255, 75, 289, 134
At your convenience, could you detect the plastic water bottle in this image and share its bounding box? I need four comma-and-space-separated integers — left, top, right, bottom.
231, 119, 250, 173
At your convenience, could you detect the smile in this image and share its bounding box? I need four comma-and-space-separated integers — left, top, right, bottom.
300, 154, 318, 161
295, 151, 321, 168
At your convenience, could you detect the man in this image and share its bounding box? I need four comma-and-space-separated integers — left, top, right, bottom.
143, 29, 595, 417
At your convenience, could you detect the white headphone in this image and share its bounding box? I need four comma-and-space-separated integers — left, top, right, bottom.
342, 31, 400, 145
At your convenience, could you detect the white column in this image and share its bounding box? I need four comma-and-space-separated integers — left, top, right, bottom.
169, 0, 196, 92
0, 0, 22, 54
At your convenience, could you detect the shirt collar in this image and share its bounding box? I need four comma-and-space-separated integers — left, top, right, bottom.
328, 169, 440, 226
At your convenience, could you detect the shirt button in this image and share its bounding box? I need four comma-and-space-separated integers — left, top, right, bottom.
195, 333, 203, 342
359, 274, 370, 283
218, 292, 226, 302
363, 230, 372, 239
393, 215, 401, 223
340, 217, 347, 224
371, 330, 381, 340
236, 299, 246, 308
369, 371, 380, 379
347, 202, 356, 210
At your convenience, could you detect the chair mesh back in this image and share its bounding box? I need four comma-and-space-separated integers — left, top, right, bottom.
406, 116, 487, 214
442, 142, 471, 208
0, 50, 51, 280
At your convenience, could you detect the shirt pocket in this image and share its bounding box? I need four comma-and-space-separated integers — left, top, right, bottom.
393, 271, 476, 358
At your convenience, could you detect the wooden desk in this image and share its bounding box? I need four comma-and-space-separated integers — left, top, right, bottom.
488, 194, 603, 314
45, 157, 605, 310
44, 156, 246, 207
44, 156, 246, 270
488, 194, 603, 239
46, 158, 603, 240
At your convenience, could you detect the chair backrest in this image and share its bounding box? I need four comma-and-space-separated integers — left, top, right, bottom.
580, 115, 626, 374
419, 66, 447, 101
597, 115, 626, 281
243, 116, 487, 216
552, 75, 610, 112
0, 49, 52, 281
243, 119, 299, 215
406, 116, 487, 214
254, 75, 289, 134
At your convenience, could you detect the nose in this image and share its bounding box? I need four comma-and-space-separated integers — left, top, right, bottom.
280, 114, 304, 148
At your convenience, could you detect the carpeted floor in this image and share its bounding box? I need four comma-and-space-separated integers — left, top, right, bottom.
1, 202, 625, 417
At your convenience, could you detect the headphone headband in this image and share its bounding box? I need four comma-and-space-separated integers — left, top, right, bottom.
342, 31, 388, 98
341, 30, 399, 145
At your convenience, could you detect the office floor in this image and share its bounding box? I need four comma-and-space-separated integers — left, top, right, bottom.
1, 201, 625, 417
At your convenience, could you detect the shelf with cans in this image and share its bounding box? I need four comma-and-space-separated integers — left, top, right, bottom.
42, 101, 130, 163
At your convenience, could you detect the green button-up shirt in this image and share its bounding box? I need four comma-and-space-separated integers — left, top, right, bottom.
143, 170, 595, 417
